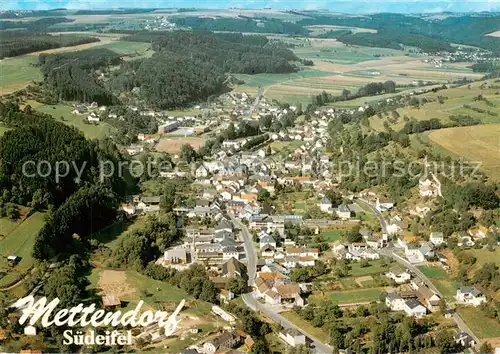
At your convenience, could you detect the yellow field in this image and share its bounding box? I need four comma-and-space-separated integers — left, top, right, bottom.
428, 124, 500, 179
370, 81, 500, 131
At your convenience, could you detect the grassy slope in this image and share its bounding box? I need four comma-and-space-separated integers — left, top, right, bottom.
0, 55, 42, 94
428, 124, 500, 179
28, 100, 116, 140
0, 212, 46, 287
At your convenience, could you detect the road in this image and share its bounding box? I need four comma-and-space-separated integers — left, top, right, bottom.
229, 214, 256, 286
355, 198, 388, 234
358, 199, 480, 344
242, 293, 333, 354
229, 214, 333, 353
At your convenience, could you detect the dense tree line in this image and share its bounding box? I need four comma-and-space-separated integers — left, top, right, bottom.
309, 81, 396, 108
0, 106, 125, 206
337, 30, 455, 53
316, 29, 353, 38
0, 31, 99, 59
113, 31, 299, 108
33, 185, 119, 260
110, 213, 181, 270
400, 115, 480, 134
0, 17, 72, 32
471, 62, 499, 73
143, 263, 219, 303
39, 48, 121, 105
297, 13, 500, 53
171, 16, 309, 35
442, 182, 499, 211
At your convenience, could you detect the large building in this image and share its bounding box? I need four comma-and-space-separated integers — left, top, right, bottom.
158, 121, 180, 134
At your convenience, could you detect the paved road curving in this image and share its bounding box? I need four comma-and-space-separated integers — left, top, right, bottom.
229, 214, 333, 353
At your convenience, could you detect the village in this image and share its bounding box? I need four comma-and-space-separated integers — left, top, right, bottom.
108, 89, 499, 353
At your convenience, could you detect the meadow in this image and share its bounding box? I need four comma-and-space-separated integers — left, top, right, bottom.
418, 265, 458, 298
0, 55, 42, 95
428, 124, 500, 179
27, 100, 116, 140
457, 307, 500, 339
0, 212, 46, 288
330, 288, 384, 304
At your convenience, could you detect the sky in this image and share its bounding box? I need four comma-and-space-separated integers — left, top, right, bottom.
1, 0, 500, 13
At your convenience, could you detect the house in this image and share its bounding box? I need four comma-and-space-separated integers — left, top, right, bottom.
259, 235, 276, 249
318, 197, 332, 213
385, 292, 406, 311
120, 203, 136, 215
455, 287, 487, 306
419, 178, 438, 197
405, 243, 434, 263
403, 298, 427, 318
278, 328, 306, 347
261, 244, 276, 258
221, 257, 247, 279
417, 286, 441, 311
164, 248, 189, 264
385, 268, 411, 284
455, 332, 476, 348
7, 255, 19, 265
195, 165, 209, 178
387, 216, 404, 236
429, 232, 444, 246
456, 231, 475, 247
336, 203, 352, 219
376, 197, 394, 211
203, 331, 239, 354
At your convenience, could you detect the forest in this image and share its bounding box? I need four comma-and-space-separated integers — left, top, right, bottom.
170, 16, 309, 35
0, 31, 99, 58
0, 17, 72, 31
114, 31, 300, 108
0, 102, 127, 207
337, 30, 455, 53
297, 13, 500, 53
39, 48, 121, 104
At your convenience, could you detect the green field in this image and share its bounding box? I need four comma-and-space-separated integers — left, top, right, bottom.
93, 41, 152, 59
457, 307, 500, 339
348, 260, 392, 277
418, 266, 459, 298
330, 288, 383, 304
0, 55, 42, 94
322, 231, 342, 241
418, 266, 448, 279
234, 69, 334, 87
0, 212, 46, 288
281, 311, 330, 343
28, 101, 116, 140
294, 46, 400, 64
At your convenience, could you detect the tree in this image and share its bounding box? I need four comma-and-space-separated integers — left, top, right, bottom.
180, 144, 197, 163
325, 189, 343, 206
290, 266, 310, 283
383, 80, 396, 93
257, 188, 271, 203
199, 280, 218, 303
228, 277, 247, 294
435, 330, 458, 354
160, 184, 176, 212
479, 341, 493, 354
344, 225, 362, 243
5, 203, 20, 220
